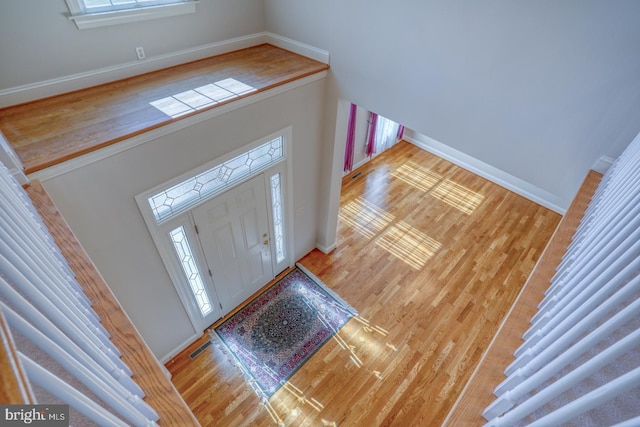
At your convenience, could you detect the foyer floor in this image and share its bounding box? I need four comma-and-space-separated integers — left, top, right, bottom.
165, 141, 561, 426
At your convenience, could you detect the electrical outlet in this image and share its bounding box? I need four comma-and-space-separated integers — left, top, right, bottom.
135, 46, 146, 60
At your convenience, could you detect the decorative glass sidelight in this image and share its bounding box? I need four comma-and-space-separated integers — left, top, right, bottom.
270, 173, 285, 263
169, 226, 212, 317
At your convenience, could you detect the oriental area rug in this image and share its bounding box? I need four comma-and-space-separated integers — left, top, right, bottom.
212, 264, 356, 398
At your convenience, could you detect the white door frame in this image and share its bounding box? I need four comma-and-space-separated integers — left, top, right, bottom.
135, 127, 294, 333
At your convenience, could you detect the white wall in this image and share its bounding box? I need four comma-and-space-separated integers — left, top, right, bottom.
4, 0, 640, 357
264, 0, 640, 209
39, 79, 326, 360
0, 0, 265, 102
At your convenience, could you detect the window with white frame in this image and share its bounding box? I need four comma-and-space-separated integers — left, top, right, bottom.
65, 0, 197, 30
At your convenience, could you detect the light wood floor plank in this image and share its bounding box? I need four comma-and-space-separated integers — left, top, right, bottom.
166, 141, 561, 426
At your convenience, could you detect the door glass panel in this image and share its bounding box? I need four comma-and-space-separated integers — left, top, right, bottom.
169, 225, 213, 317
270, 173, 286, 263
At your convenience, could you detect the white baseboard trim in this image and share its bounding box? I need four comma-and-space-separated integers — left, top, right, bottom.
405, 132, 567, 214
343, 157, 370, 178
159, 332, 200, 364
160, 363, 173, 380
592, 155, 615, 174
316, 242, 337, 254
0, 33, 267, 108
265, 32, 330, 64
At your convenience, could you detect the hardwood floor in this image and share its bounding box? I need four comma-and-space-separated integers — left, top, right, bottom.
165, 141, 561, 426
0, 44, 328, 174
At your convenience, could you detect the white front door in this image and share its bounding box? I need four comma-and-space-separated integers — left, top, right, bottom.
192, 174, 274, 314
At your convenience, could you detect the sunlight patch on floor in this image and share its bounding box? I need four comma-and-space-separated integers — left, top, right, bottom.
375, 220, 442, 270
339, 197, 395, 239
150, 78, 257, 118
431, 179, 485, 214
263, 315, 396, 426
265, 380, 327, 426
391, 161, 442, 192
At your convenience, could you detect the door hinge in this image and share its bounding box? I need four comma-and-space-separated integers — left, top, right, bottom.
219, 302, 223, 310
194, 224, 199, 234
208, 269, 212, 277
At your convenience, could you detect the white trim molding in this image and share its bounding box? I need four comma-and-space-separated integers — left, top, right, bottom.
342, 157, 369, 178
405, 130, 567, 214
592, 155, 616, 174
159, 332, 200, 364
265, 32, 330, 64
315, 242, 337, 254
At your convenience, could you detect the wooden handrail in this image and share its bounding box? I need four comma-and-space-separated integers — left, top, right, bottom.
24, 180, 199, 426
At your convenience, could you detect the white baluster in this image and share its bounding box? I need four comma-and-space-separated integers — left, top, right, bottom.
536, 210, 640, 321
612, 415, 640, 427
551, 186, 640, 290
18, 354, 133, 427
527, 366, 640, 427
514, 245, 640, 362
0, 275, 132, 378
0, 221, 107, 337
505, 258, 640, 375
5, 304, 159, 423
488, 296, 640, 415
485, 339, 640, 425
0, 297, 144, 396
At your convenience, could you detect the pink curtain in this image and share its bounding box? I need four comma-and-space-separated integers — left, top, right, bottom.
343, 103, 358, 172
365, 112, 378, 158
